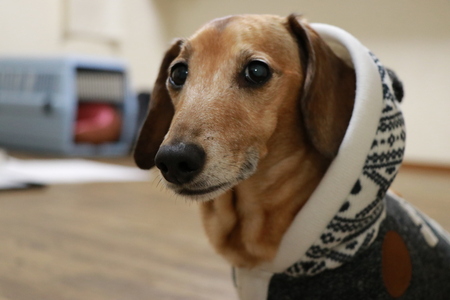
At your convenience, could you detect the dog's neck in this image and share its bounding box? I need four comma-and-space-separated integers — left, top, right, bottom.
200, 125, 330, 268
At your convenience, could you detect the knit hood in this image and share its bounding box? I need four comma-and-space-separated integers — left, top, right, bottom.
234, 23, 406, 299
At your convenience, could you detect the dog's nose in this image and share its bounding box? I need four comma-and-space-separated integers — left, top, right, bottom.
154, 143, 206, 184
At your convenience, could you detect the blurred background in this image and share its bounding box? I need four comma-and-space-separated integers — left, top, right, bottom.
0, 0, 449, 164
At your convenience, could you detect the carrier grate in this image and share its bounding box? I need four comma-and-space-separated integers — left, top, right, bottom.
76, 68, 124, 103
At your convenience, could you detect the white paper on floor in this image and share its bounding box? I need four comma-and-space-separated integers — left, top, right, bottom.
0, 157, 152, 187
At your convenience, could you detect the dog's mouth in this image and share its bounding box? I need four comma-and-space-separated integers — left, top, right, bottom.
162, 180, 235, 201
177, 182, 231, 196
165, 169, 254, 201
161, 148, 259, 201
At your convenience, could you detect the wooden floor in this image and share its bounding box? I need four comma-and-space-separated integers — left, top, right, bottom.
0, 157, 449, 300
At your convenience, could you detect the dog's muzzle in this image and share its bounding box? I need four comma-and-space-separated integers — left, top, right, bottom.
154, 143, 206, 185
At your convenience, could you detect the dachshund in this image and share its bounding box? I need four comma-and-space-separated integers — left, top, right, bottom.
132, 14, 447, 300
134, 13, 355, 268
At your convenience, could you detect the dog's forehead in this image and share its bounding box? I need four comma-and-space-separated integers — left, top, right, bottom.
206, 14, 285, 33
184, 15, 296, 59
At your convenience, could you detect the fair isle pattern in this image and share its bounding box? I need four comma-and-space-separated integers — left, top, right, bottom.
285, 53, 406, 277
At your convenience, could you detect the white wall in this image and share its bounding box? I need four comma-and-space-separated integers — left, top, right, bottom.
0, 0, 449, 165
0, 0, 167, 90
154, 0, 450, 166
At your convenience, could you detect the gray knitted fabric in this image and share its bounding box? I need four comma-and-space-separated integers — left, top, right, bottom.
268, 193, 450, 299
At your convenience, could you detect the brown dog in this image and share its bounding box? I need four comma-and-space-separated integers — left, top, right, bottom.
134, 14, 355, 269
134, 13, 450, 300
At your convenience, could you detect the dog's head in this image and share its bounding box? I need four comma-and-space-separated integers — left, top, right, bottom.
134, 14, 355, 200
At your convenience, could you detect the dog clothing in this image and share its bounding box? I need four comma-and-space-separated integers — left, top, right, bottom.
233, 23, 450, 300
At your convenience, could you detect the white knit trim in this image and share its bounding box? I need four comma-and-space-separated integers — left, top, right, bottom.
234, 268, 273, 300
259, 23, 384, 274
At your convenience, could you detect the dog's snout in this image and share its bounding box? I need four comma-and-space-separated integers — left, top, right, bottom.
155, 143, 206, 184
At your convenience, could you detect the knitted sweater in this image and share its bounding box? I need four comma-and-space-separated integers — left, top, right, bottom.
233, 23, 450, 300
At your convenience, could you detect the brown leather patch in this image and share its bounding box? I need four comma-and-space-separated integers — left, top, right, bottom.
382, 230, 412, 298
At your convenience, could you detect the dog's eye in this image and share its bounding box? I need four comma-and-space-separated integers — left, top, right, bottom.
244, 61, 271, 85
170, 63, 188, 87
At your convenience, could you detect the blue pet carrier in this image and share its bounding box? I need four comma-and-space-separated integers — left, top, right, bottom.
0, 56, 138, 156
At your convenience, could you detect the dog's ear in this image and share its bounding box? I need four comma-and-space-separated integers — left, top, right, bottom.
133, 39, 183, 169
287, 14, 356, 158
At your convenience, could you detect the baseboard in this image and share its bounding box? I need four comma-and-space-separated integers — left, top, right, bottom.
401, 162, 450, 174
